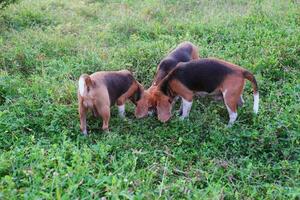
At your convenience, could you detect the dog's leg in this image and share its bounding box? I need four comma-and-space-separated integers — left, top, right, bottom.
118, 104, 125, 118
180, 97, 193, 119
116, 98, 126, 118
79, 99, 88, 135
100, 105, 110, 131
170, 96, 181, 115
222, 89, 238, 127
95, 103, 110, 131
116, 82, 139, 118
179, 99, 183, 116
170, 80, 193, 118
237, 95, 244, 107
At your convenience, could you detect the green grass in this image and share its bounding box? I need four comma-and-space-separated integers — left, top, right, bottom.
0, 0, 299, 199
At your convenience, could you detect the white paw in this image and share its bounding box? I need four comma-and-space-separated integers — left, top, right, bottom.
179, 116, 187, 120
227, 122, 234, 128
119, 112, 125, 118
82, 130, 88, 135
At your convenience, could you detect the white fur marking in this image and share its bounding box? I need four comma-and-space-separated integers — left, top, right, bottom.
223, 89, 238, 126
253, 93, 259, 114
82, 129, 87, 135
229, 112, 237, 124
180, 98, 192, 119
222, 89, 227, 98
118, 104, 125, 118
225, 103, 237, 126
148, 110, 154, 116
79, 77, 85, 96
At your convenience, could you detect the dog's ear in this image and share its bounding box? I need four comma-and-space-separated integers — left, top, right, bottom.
134, 86, 152, 119
157, 96, 172, 123
134, 94, 149, 118
154, 90, 172, 122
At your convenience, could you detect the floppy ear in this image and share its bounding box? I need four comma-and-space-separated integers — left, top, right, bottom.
134, 85, 151, 119
135, 94, 149, 118
157, 97, 172, 123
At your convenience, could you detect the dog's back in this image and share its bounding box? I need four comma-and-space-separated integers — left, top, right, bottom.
89, 70, 134, 106
153, 41, 199, 85
155, 58, 259, 124
167, 41, 198, 63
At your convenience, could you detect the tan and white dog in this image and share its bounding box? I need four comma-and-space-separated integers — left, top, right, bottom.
153, 58, 259, 126
135, 41, 199, 118
78, 70, 142, 134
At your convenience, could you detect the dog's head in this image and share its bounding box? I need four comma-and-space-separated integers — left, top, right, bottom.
135, 86, 158, 118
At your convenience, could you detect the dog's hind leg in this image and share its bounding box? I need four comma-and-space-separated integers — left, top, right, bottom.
222, 89, 238, 127
79, 98, 88, 135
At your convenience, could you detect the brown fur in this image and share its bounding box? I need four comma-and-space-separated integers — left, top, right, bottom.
152, 42, 199, 85
78, 70, 142, 134
153, 58, 259, 124
135, 41, 200, 118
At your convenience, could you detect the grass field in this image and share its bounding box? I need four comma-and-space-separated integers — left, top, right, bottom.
0, 0, 299, 199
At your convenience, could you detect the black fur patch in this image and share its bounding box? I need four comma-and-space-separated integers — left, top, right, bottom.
158, 59, 177, 75
104, 73, 134, 105
155, 59, 177, 83
162, 59, 234, 94
129, 85, 142, 105
160, 76, 171, 96
168, 44, 193, 63
155, 43, 194, 83
134, 86, 142, 101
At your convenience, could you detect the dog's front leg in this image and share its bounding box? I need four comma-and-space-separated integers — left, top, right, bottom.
116, 98, 126, 118
180, 97, 193, 120
118, 104, 125, 118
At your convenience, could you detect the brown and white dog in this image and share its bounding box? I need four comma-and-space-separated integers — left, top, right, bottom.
78, 70, 142, 134
135, 41, 199, 118
153, 58, 259, 126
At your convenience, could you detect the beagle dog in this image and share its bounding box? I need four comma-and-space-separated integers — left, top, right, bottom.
78, 70, 142, 134
153, 58, 259, 126
135, 41, 199, 118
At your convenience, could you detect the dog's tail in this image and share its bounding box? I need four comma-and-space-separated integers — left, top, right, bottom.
243, 71, 259, 114
78, 74, 93, 96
